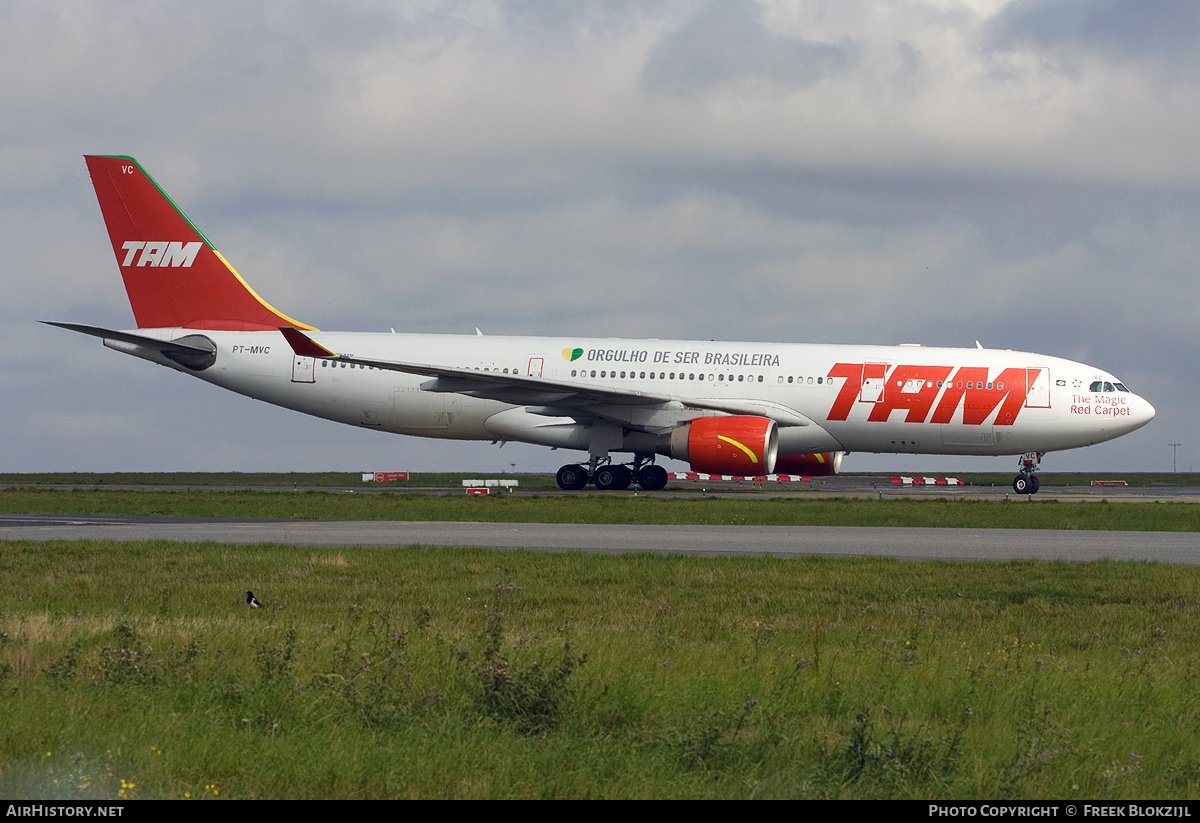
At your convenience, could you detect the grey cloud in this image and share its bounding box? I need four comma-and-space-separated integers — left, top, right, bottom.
640, 0, 858, 96
985, 0, 1200, 65
498, 0, 653, 39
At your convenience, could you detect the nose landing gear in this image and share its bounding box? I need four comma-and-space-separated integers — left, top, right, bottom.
1013, 452, 1043, 495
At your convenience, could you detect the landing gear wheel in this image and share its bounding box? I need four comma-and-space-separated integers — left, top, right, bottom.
1013, 452, 1044, 495
556, 464, 589, 491
636, 464, 669, 491
1013, 474, 1038, 494
593, 465, 632, 491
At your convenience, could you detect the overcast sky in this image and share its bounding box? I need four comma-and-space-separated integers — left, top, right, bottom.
3, 0, 1195, 476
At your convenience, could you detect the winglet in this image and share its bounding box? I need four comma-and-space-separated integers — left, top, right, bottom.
279, 326, 336, 358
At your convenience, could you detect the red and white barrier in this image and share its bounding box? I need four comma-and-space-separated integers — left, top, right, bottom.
889, 476, 965, 486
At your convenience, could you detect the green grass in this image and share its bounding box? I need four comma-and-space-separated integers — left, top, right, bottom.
2, 541, 1199, 798
2, 488, 1199, 531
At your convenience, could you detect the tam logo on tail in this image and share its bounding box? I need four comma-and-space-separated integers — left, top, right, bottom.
120, 241, 202, 268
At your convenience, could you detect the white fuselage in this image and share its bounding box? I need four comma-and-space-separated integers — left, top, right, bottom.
113, 328, 1156, 459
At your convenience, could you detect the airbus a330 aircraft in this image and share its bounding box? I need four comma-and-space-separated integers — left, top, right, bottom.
50, 156, 1155, 493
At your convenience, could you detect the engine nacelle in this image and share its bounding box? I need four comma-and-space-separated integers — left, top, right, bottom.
660, 416, 778, 475
774, 451, 844, 476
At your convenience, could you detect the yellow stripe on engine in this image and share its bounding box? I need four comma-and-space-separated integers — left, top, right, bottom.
716, 435, 759, 463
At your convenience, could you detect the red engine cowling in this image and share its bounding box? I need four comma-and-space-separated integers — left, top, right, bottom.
774, 451, 844, 476
665, 416, 779, 475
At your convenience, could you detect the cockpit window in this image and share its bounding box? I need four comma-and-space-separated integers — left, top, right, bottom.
1090, 381, 1118, 392
1114, 383, 1129, 392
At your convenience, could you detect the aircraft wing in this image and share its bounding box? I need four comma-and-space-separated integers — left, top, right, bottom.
279, 327, 818, 429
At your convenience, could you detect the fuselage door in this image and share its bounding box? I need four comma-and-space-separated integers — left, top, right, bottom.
528, 357, 544, 378
291, 355, 316, 384
859, 363, 888, 403
1026, 367, 1050, 408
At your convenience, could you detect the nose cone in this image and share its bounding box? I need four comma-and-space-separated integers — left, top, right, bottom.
1134, 395, 1156, 429
1112, 394, 1156, 436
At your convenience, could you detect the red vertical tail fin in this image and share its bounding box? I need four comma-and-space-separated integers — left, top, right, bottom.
85, 155, 314, 331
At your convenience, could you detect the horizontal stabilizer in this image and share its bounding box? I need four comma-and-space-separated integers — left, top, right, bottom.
43, 321, 213, 355
43, 321, 218, 370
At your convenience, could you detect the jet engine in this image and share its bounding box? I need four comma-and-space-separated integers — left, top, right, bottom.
774, 451, 844, 476
660, 415, 778, 475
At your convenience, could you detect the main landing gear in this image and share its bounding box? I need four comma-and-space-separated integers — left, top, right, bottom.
556, 458, 669, 491
1013, 452, 1043, 495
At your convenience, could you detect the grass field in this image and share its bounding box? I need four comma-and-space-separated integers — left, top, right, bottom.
2, 541, 1199, 799
3, 484, 1198, 798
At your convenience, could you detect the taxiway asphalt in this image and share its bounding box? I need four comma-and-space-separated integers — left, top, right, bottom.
2, 514, 1196, 564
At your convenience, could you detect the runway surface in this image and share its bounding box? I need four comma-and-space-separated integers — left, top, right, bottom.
2, 513, 1196, 564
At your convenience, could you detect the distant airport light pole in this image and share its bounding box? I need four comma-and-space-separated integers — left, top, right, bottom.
1169, 443, 1182, 473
